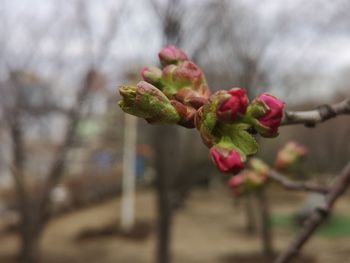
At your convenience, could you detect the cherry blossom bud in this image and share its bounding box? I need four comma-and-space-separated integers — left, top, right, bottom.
118, 81, 180, 124
162, 60, 210, 100
194, 104, 218, 148
141, 66, 163, 88
158, 46, 188, 66
170, 100, 196, 128
172, 61, 205, 87
228, 174, 246, 197
216, 88, 249, 123
275, 141, 308, 170
248, 93, 285, 137
229, 170, 267, 197
249, 158, 270, 177
210, 145, 245, 174
175, 88, 209, 109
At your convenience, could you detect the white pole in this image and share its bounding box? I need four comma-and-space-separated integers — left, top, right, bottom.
121, 114, 137, 231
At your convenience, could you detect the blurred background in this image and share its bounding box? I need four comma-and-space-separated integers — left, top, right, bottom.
0, 0, 349, 262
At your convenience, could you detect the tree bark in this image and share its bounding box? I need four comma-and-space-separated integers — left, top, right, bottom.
9, 113, 42, 263
244, 194, 257, 234
256, 188, 274, 257
8, 70, 94, 263
18, 207, 43, 263
19, 231, 41, 263
153, 125, 179, 263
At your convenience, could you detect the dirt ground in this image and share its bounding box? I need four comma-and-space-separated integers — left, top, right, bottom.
0, 186, 350, 263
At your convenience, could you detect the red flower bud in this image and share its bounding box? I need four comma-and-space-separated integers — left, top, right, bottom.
251, 93, 285, 137
228, 175, 246, 197
210, 146, 245, 174
158, 46, 188, 66
216, 88, 249, 123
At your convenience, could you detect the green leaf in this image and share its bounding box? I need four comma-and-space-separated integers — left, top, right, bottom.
228, 125, 259, 156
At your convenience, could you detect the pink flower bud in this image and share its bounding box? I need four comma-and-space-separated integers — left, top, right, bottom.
275, 141, 308, 170
210, 146, 245, 174
172, 61, 205, 87
158, 46, 188, 66
229, 170, 267, 197
251, 93, 285, 137
161, 60, 210, 102
228, 175, 246, 197
162, 61, 206, 88
170, 100, 196, 128
249, 158, 270, 177
175, 88, 209, 109
216, 88, 249, 123
136, 81, 167, 102
141, 66, 163, 87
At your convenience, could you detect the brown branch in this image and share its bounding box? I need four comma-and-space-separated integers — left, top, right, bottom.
268, 170, 330, 194
281, 99, 350, 127
35, 69, 96, 226
274, 162, 350, 263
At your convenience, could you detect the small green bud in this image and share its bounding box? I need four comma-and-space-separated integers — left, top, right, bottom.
118, 81, 180, 124
249, 158, 270, 177
141, 66, 163, 88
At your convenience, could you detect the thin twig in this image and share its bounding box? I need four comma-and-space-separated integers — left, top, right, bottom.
281, 99, 350, 127
275, 162, 350, 263
268, 170, 330, 194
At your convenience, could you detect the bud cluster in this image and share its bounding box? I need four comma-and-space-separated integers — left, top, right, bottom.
228, 158, 270, 197
197, 88, 284, 175
119, 46, 210, 128
228, 142, 308, 197
118, 46, 285, 175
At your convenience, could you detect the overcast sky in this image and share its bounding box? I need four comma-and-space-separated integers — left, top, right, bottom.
1, 0, 350, 103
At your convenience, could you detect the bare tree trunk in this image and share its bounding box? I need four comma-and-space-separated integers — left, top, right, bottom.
153, 126, 178, 263
244, 194, 257, 234
36, 69, 95, 225
19, 214, 42, 263
256, 188, 274, 257
9, 114, 42, 263
19, 235, 40, 263
153, 0, 183, 260
8, 70, 94, 263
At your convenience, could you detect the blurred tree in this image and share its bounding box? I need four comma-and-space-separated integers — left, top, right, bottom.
149, 1, 184, 262
186, 0, 285, 252
0, 1, 126, 262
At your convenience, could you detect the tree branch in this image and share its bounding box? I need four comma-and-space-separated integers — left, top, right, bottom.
36, 69, 95, 226
274, 161, 350, 263
268, 170, 330, 194
281, 99, 350, 127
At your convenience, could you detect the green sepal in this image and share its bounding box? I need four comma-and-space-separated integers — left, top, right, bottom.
221, 124, 259, 157
246, 100, 268, 118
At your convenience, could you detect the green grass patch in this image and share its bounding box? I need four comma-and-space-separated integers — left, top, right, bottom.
271, 214, 350, 238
